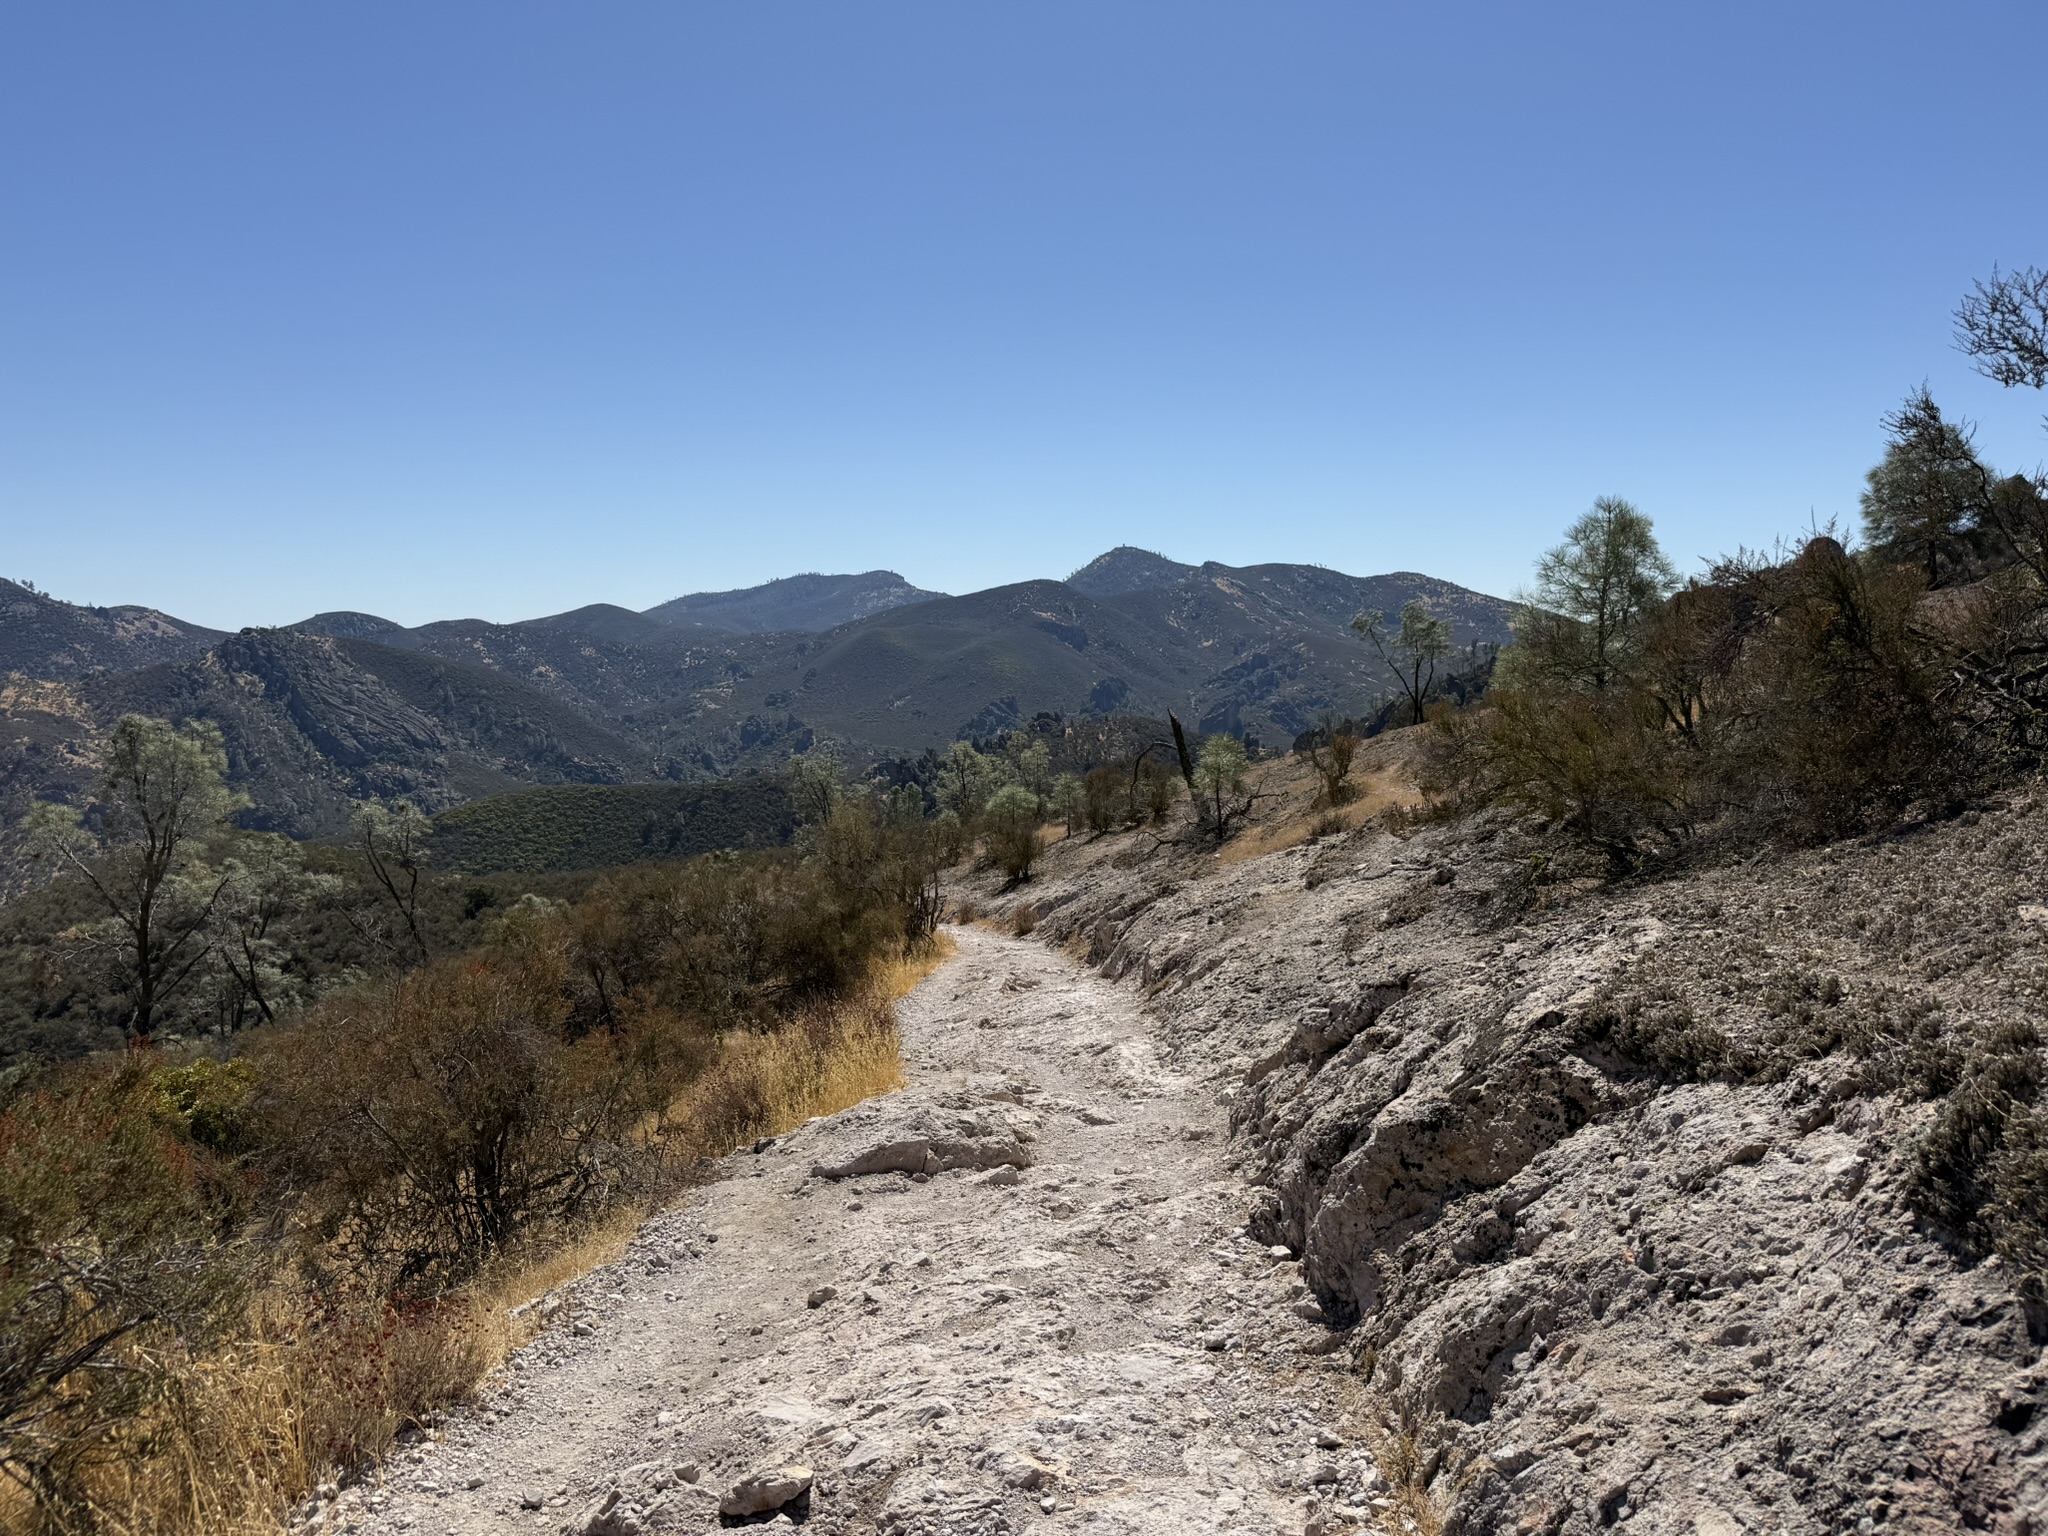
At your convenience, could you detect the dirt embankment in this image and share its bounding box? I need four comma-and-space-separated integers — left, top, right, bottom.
1006, 771, 2048, 1534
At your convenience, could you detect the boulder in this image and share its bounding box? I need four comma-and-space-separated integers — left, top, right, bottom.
718, 1465, 814, 1518
811, 1107, 1031, 1180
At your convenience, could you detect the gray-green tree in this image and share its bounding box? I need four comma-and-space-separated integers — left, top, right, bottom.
788, 744, 847, 827
1190, 734, 1254, 837
352, 799, 434, 966
203, 834, 340, 1031
1005, 737, 1054, 803
1859, 388, 1992, 586
22, 715, 243, 1039
1050, 772, 1086, 834
1502, 496, 1679, 693
934, 742, 1006, 822
982, 783, 1044, 881
1353, 601, 1452, 725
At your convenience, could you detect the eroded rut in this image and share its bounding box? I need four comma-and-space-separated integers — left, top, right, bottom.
326, 927, 1371, 1536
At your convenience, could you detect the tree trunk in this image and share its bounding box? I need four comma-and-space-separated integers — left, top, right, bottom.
1169, 714, 1197, 790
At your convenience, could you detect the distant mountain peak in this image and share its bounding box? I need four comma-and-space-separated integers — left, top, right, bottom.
289, 610, 410, 640
515, 604, 671, 645
1064, 547, 1198, 598
644, 570, 945, 634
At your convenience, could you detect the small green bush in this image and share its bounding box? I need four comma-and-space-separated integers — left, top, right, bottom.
982, 784, 1044, 882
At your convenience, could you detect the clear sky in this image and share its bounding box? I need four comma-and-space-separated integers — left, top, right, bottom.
5, 3, 2047, 630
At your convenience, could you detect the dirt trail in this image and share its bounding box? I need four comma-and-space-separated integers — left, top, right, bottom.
325, 926, 1372, 1536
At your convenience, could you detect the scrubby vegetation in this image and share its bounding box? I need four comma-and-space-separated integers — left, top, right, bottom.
1419, 461, 2042, 874
0, 729, 942, 1532
1391, 266, 2048, 1310
428, 779, 796, 874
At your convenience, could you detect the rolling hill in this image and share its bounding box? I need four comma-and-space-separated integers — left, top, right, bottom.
1, 551, 1511, 882
0, 578, 225, 677
642, 570, 945, 633
430, 780, 796, 873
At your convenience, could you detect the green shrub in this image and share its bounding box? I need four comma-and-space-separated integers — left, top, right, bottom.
1190, 735, 1252, 837
1483, 685, 1693, 870
154, 1056, 259, 1159
982, 784, 1043, 882
429, 780, 797, 875
1907, 1018, 2044, 1278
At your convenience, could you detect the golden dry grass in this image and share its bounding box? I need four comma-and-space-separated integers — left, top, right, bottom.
7, 1290, 505, 1536
11, 944, 947, 1536
1215, 746, 1424, 866
1368, 1426, 1447, 1535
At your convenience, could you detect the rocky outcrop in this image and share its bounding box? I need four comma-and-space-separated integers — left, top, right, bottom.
1008, 796, 2048, 1533
0, 578, 222, 677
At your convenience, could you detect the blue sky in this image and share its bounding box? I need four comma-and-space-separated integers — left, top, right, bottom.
5, 3, 2047, 629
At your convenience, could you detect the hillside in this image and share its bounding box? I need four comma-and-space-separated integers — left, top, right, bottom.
691, 563, 1514, 753
0, 578, 224, 677
938, 755, 2048, 1532
1065, 544, 1197, 596
643, 570, 946, 633
429, 780, 795, 873
0, 551, 1512, 882
76, 630, 654, 840
319, 762, 2048, 1536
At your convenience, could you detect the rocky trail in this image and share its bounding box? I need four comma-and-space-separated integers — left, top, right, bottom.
308, 771, 2048, 1536
325, 925, 1377, 1536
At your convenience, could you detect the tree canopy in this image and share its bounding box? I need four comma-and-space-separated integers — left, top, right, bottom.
1859, 387, 1991, 586
1504, 497, 1678, 694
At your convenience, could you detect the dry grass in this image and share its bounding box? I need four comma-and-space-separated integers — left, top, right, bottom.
1367, 1426, 1446, 1535
1217, 752, 1424, 866
10, 1288, 506, 1536
874, 931, 955, 1003
8, 943, 947, 1536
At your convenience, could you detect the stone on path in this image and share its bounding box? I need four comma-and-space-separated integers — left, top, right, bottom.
718, 1464, 814, 1517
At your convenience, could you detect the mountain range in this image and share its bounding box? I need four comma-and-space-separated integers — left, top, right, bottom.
0, 550, 1511, 873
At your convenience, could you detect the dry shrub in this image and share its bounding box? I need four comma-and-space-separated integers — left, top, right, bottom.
1437, 537, 1972, 869
1301, 720, 1360, 808
1221, 763, 1422, 867
252, 946, 676, 1290
2, 844, 943, 1536
659, 988, 905, 1161
1007, 904, 1039, 937
1709, 539, 1961, 844
951, 897, 979, 925
1416, 700, 1500, 816
872, 930, 953, 1003
1370, 1423, 1445, 1536
0, 1059, 253, 1529
1082, 754, 1179, 831
1483, 686, 1693, 871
